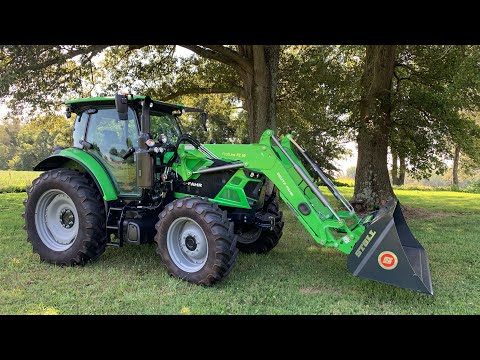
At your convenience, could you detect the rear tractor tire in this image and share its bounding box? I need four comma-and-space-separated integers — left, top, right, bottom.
235, 198, 284, 254
23, 169, 107, 265
155, 197, 238, 285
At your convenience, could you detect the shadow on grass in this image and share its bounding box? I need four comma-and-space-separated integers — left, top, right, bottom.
102, 231, 435, 303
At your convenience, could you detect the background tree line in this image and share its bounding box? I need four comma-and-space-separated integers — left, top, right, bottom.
1, 45, 480, 210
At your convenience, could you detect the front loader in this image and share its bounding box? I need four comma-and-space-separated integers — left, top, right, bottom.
24, 94, 433, 294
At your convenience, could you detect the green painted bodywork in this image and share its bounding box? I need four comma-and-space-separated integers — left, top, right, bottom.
173, 155, 261, 209
174, 129, 365, 254
63, 93, 367, 254
213, 169, 262, 209
37, 148, 118, 201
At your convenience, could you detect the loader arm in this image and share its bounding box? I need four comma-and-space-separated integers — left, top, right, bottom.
175, 129, 433, 295
176, 129, 365, 254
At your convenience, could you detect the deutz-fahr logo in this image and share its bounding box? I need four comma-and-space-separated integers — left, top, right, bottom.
355, 230, 377, 257
184, 182, 203, 188
276, 172, 294, 197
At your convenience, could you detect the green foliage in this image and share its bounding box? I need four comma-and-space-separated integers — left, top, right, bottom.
2, 44, 480, 184
390, 45, 480, 180
345, 166, 356, 178
1, 45, 365, 172
465, 180, 480, 194
0, 117, 21, 169
174, 93, 248, 144
277, 45, 364, 173
98, 45, 179, 97
0, 114, 72, 171
0, 45, 110, 114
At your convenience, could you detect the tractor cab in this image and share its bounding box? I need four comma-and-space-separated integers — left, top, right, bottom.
65, 95, 205, 197
67, 95, 183, 153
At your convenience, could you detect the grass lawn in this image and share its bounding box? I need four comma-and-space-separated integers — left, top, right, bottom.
1, 188, 479, 315
0, 170, 42, 193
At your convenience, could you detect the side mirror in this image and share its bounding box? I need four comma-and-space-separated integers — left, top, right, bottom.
115, 94, 129, 120
181, 106, 208, 131
65, 106, 72, 119
201, 112, 208, 132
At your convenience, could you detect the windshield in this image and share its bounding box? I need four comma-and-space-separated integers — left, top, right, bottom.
150, 112, 181, 144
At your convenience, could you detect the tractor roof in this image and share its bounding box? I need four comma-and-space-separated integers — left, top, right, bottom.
66, 96, 184, 114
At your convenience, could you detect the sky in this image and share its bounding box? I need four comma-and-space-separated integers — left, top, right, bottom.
176, 46, 194, 58
0, 103, 7, 118
0, 46, 358, 174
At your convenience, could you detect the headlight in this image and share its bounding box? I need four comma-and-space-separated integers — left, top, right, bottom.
145, 139, 155, 147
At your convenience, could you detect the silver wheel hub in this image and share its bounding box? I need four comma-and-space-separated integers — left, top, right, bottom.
60, 208, 75, 229
167, 217, 209, 273
35, 190, 79, 251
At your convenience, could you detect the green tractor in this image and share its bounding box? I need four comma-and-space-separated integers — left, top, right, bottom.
23, 94, 433, 294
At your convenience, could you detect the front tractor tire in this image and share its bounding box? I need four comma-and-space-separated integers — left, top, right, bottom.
235, 199, 284, 254
23, 169, 107, 265
155, 197, 238, 286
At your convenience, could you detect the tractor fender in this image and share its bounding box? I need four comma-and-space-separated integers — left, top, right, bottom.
33, 148, 118, 201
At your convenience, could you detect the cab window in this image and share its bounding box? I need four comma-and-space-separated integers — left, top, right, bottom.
85, 107, 140, 196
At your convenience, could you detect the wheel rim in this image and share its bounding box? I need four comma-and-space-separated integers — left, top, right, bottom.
166, 217, 208, 273
35, 189, 79, 251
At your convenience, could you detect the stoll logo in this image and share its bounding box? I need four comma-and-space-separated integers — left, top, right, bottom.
276, 172, 294, 197
355, 230, 377, 257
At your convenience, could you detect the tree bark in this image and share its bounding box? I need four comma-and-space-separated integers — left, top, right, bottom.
453, 146, 461, 187
391, 151, 406, 186
398, 155, 406, 185
238, 45, 280, 142
391, 150, 399, 185
353, 45, 396, 212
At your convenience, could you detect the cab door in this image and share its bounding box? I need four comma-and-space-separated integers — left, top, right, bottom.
84, 107, 141, 197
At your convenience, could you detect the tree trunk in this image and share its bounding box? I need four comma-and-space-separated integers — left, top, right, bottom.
238, 45, 280, 142
353, 45, 396, 212
391, 150, 399, 185
453, 146, 461, 187
391, 151, 406, 186
398, 155, 406, 185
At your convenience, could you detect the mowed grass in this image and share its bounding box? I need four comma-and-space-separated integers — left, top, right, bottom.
1, 188, 479, 314
0, 170, 42, 193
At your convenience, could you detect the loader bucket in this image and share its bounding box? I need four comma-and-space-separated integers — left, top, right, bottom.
347, 199, 433, 295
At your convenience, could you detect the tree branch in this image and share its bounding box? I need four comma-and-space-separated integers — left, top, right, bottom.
127, 45, 147, 53
179, 45, 238, 68
163, 85, 244, 101
179, 45, 252, 73
18, 45, 109, 73
203, 45, 252, 72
